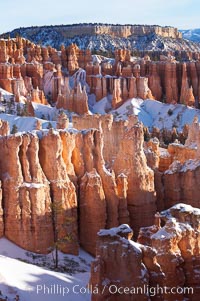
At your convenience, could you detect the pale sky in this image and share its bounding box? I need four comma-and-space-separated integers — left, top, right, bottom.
0, 0, 199, 33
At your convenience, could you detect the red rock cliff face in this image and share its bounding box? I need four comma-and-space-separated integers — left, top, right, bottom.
113, 121, 156, 236
73, 114, 156, 235
0, 133, 54, 253
0, 129, 79, 254
89, 224, 163, 301
162, 159, 200, 209
79, 169, 107, 255
90, 204, 199, 301
0, 112, 199, 263
0, 120, 156, 255
138, 204, 200, 301
73, 114, 127, 166
0, 182, 3, 237
56, 76, 89, 115
180, 63, 195, 106
72, 127, 123, 255
39, 129, 79, 254
153, 117, 200, 211
73, 114, 156, 237
88, 53, 200, 108
0, 126, 126, 255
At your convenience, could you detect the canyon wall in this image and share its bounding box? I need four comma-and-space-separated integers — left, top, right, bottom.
1, 37, 200, 116
1, 113, 200, 256
0, 116, 156, 255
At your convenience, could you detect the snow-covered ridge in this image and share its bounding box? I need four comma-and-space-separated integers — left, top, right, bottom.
92, 97, 200, 132
181, 28, 200, 43
1, 97, 200, 134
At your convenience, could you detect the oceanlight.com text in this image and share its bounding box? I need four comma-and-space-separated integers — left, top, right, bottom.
36, 284, 193, 297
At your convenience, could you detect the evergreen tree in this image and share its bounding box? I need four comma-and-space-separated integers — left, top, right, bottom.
47, 122, 53, 129
21, 103, 28, 116
50, 200, 76, 269
11, 124, 18, 134
16, 103, 21, 116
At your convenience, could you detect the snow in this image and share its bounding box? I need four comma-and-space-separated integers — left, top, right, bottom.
0, 113, 57, 132
151, 226, 173, 240
21, 182, 47, 188
0, 96, 78, 132
91, 97, 200, 132
98, 225, 142, 254
166, 203, 200, 216
165, 159, 200, 174
0, 87, 13, 100
98, 224, 132, 237
151, 218, 185, 241
32, 102, 58, 120
159, 148, 171, 158
92, 95, 112, 114
164, 160, 182, 174
181, 28, 200, 43
128, 240, 143, 254
136, 99, 200, 131
1, 95, 200, 135
143, 100, 197, 131
32, 97, 200, 134
181, 159, 200, 172
0, 238, 93, 301
92, 55, 115, 65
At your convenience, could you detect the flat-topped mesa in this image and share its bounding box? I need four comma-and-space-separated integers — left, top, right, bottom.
41, 24, 182, 39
